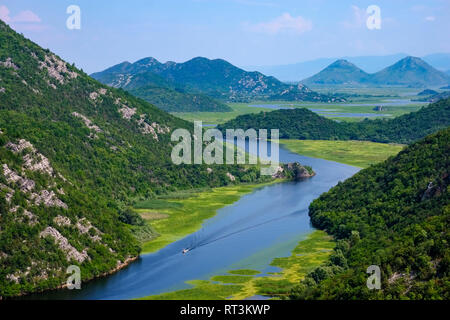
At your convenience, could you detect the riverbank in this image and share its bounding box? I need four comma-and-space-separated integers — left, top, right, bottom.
280, 140, 404, 168
135, 180, 283, 254
140, 230, 334, 300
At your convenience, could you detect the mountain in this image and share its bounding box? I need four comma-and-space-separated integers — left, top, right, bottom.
218, 97, 450, 144
292, 128, 450, 299
370, 56, 450, 87
92, 57, 343, 103
246, 54, 408, 81
0, 20, 268, 297
302, 60, 371, 86
301, 56, 450, 87
247, 53, 450, 83
91, 61, 231, 112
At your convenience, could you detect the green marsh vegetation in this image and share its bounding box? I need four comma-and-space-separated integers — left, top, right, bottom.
134, 181, 279, 254
140, 230, 334, 300
280, 140, 404, 168
172, 87, 426, 126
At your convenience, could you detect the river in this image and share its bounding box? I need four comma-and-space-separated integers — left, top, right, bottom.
29, 143, 359, 300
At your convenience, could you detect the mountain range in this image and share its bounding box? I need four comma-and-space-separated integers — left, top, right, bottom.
303, 56, 450, 87
92, 57, 345, 107
247, 53, 450, 82
0, 19, 269, 297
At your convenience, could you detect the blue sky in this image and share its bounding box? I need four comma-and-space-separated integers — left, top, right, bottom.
1, 0, 449, 73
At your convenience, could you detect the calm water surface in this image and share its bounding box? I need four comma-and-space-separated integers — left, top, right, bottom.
29, 144, 359, 300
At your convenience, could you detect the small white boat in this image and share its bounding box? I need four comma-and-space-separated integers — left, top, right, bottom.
182, 248, 189, 254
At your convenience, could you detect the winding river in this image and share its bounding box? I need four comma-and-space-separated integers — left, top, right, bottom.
30, 144, 359, 300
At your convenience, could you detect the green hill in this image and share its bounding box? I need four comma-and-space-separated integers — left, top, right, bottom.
218, 97, 450, 144
91, 64, 231, 112
371, 56, 450, 87
0, 20, 267, 297
92, 57, 343, 103
291, 128, 450, 299
301, 57, 450, 87
303, 60, 371, 86
218, 108, 353, 140
127, 84, 231, 112
418, 89, 438, 96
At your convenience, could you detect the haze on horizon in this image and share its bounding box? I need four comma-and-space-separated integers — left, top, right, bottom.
0, 0, 449, 74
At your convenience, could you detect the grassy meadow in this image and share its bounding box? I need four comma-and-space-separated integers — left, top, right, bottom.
280, 140, 405, 168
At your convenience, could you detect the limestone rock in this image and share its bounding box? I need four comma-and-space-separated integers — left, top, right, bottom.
40, 227, 89, 263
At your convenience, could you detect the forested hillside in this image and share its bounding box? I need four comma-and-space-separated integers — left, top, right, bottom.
219, 108, 353, 140
219, 98, 450, 144
290, 128, 449, 299
92, 65, 231, 112
92, 57, 344, 103
0, 20, 266, 297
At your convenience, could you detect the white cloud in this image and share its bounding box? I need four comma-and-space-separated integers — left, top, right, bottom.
244, 13, 312, 35
0, 5, 41, 23
425, 16, 436, 22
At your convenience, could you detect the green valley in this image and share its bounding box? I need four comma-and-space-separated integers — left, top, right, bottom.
134, 182, 278, 254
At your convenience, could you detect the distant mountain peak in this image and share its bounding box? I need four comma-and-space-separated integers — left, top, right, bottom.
303, 55, 450, 87
93, 56, 339, 103
134, 57, 161, 67
302, 59, 369, 85
371, 56, 450, 86
331, 59, 355, 67
394, 56, 429, 68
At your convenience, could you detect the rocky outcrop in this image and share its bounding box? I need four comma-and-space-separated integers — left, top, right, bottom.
38, 54, 78, 85
39, 227, 89, 263
10, 206, 38, 225
53, 215, 71, 227
6, 139, 54, 176
226, 172, 236, 181
274, 162, 316, 181
72, 112, 103, 133
89, 88, 108, 101
76, 218, 102, 242
0, 57, 18, 70
288, 162, 316, 180
2, 164, 35, 192
23, 153, 54, 175
31, 190, 68, 209
6, 139, 33, 153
